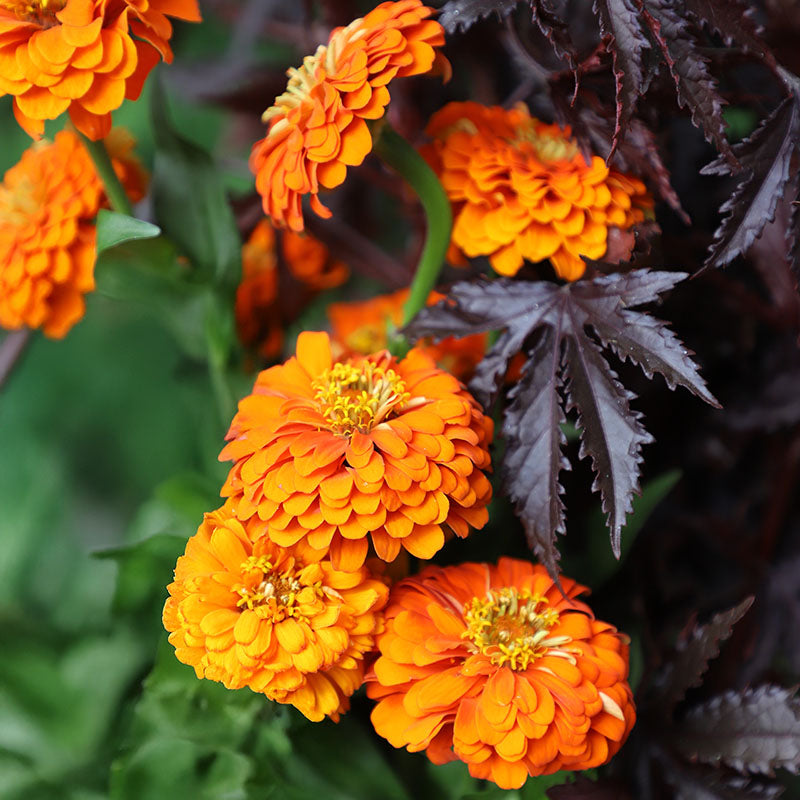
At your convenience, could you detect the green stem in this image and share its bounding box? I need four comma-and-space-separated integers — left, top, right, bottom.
373, 124, 452, 352
79, 134, 134, 216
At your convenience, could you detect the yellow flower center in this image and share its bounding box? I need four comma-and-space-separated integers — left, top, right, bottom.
262, 19, 364, 128
514, 121, 579, 163
0, 0, 65, 24
313, 360, 409, 436
0, 175, 41, 228
235, 555, 322, 621
462, 588, 572, 671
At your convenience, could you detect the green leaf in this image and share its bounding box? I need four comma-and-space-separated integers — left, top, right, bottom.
110, 739, 252, 800
95, 210, 161, 255
95, 237, 212, 361
150, 77, 242, 291
582, 469, 682, 584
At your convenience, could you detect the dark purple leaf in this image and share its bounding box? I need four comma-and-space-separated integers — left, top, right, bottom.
683, 0, 773, 64
588, 306, 719, 405
787, 175, 800, 283
438, 0, 519, 34
503, 329, 569, 575
664, 760, 785, 800
531, 0, 579, 70
640, 0, 733, 161
701, 96, 800, 268
592, 0, 652, 152
655, 596, 754, 710
564, 333, 653, 557
678, 685, 800, 776
404, 270, 715, 570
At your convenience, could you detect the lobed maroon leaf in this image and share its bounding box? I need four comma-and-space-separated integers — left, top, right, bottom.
438, 0, 520, 34
640, 0, 733, 161
564, 332, 653, 557
589, 306, 719, 405
787, 174, 800, 283
664, 761, 785, 800
655, 596, 754, 711
677, 685, 800, 776
702, 96, 800, 269
531, 0, 579, 71
683, 0, 773, 64
591, 0, 653, 153
503, 329, 569, 576
404, 271, 714, 573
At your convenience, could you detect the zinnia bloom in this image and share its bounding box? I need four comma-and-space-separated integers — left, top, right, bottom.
0, 128, 145, 337
163, 503, 389, 722
236, 219, 348, 358
0, 0, 201, 140
425, 102, 653, 281
367, 559, 635, 789
328, 288, 486, 380
219, 331, 493, 572
250, 0, 449, 231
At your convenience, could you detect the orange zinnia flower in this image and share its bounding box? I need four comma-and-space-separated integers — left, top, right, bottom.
163, 503, 388, 722
0, 0, 201, 140
367, 559, 635, 789
250, 0, 449, 232
425, 102, 654, 281
328, 288, 486, 381
236, 219, 348, 359
219, 331, 493, 572
0, 128, 145, 337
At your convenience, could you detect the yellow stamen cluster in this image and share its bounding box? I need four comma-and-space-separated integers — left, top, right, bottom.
0, 0, 65, 23
313, 361, 409, 436
462, 588, 570, 671
235, 555, 319, 620
515, 121, 579, 163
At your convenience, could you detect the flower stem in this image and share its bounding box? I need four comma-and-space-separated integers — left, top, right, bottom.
79, 134, 134, 217
373, 124, 452, 352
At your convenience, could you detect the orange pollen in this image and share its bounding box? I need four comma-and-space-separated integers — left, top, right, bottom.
513, 122, 578, 163
235, 555, 319, 620
0, 0, 65, 24
312, 361, 409, 436
462, 588, 573, 671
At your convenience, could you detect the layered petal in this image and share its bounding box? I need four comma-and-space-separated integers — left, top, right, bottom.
367, 559, 636, 789
220, 331, 493, 571
0, 0, 201, 139
163, 502, 388, 722
0, 128, 145, 337
424, 101, 654, 281
250, 0, 448, 231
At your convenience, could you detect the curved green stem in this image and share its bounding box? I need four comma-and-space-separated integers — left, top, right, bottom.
373, 124, 452, 353
79, 134, 134, 217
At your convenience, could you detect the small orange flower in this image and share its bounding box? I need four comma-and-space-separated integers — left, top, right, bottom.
0, 0, 201, 140
163, 503, 389, 722
283, 228, 348, 290
250, 0, 449, 232
235, 219, 348, 358
328, 288, 486, 380
425, 102, 654, 281
219, 331, 493, 572
367, 559, 635, 789
0, 128, 145, 337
